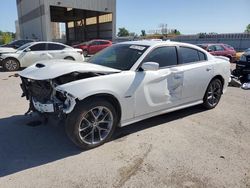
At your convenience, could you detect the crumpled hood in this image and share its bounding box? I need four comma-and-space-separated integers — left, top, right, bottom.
19, 60, 121, 80
0, 47, 16, 53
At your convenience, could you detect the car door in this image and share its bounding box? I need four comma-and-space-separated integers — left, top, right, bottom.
21, 43, 49, 67
88, 41, 100, 54
99, 41, 111, 51
178, 46, 214, 102
207, 45, 217, 55
47, 43, 67, 59
214, 45, 226, 56
134, 46, 184, 117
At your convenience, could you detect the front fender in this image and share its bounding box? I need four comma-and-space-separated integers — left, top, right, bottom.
56, 72, 137, 121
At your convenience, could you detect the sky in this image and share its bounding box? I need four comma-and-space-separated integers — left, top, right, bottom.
0, 0, 249, 35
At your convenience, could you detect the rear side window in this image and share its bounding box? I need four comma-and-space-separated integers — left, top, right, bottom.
100, 41, 110, 45
180, 47, 200, 64
48, 43, 65, 50
143, 46, 178, 68
198, 51, 207, 61
180, 47, 207, 64
30, 43, 46, 51
225, 44, 234, 50
91, 41, 100, 45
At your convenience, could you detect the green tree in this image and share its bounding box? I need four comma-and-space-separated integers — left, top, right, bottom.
141, 30, 146, 37
174, 29, 181, 35
117, 27, 129, 37
2, 32, 12, 44
168, 29, 181, 35
245, 24, 250, 33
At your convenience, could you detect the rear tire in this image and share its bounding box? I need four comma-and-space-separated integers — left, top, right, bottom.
65, 98, 119, 150
203, 79, 223, 109
3, 58, 20, 71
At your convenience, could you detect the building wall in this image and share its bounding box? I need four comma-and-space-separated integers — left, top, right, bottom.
173, 33, 250, 51
173, 38, 250, 51
17, 0, 116, 42
16, 0, 47, 40
46, 0, 116, 12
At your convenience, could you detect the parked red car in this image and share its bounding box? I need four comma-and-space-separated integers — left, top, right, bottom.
73, 40, 112, 57
197, 43, 236, 62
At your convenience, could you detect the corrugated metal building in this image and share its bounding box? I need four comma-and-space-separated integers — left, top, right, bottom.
16, 0, 116, 44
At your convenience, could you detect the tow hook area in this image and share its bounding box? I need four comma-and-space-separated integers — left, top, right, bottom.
55, 89, 77, 114
62, 92, 77, 114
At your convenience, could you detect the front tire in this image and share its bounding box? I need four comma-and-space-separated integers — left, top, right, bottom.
3, 58, 20, 71
65, 98, 119, 150
203, 79, 223, 109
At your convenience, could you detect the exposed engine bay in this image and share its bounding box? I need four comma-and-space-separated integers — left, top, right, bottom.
20, 72, 104, 117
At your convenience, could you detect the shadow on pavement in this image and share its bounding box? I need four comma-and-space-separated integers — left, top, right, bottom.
0, 114, 80, 177
0, 105, 205, 177
114, 105, 205, 140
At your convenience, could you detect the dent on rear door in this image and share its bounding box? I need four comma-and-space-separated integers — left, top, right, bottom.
181, 62, 213, 101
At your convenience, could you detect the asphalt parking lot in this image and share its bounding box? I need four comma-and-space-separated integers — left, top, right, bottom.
0, 68, 250, 188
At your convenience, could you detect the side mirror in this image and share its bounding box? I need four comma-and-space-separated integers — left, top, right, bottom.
141, 62, 159, 71
208, 49, 213, 52
24, 48, 31, 52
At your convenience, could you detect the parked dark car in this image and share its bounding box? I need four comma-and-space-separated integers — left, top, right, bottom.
197, 43, 236, 62
1, 39, 34, 49
73, 39, 112, 57
233, 50, 250, 83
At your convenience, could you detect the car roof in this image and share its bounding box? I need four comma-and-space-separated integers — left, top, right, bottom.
28, 41, 70, 47
197, 43, 226, 46
119, 40, 200, 48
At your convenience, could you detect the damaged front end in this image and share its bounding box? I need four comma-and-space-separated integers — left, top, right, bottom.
20, 77, 76, 118
19, 61, 121, 119
20, 71, 101, 118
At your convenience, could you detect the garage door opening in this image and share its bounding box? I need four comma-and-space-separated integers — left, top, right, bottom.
50, 6, 113, 45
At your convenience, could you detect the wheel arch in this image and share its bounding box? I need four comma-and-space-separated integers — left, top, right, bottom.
77, 93, 122, 123
204, 75, 225, 97
2, 57, 21, 71
213, 75, 225, 89
4, 57, 21, 66
64, 56, 75, 60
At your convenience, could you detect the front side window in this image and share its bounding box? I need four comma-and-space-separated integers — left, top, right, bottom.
30, 43, 46, 51
88, 44, 148, 70
17, 43, 33, 51
215, 45, 225, 51
207, 45, 216, 51
143, 46, 178, 68
91, 41, 100, 46
180, 47, 205, 64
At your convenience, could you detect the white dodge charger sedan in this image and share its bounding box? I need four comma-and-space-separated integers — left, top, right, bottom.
19, 41, 230, 149
0, 41, 84, 71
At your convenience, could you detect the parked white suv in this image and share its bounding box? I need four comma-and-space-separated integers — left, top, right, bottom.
19, 41, 230, 149
0, 42, 84, 71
